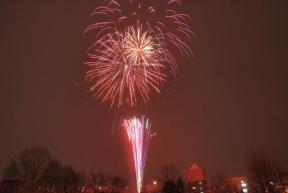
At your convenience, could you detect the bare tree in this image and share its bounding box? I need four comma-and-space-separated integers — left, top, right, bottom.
2, 146, 85, 193
62, 166, 81, 193
3, 159, 20, 181
247, 151, 281, 193
158, 165, 181, 185
91, 172, 109, 193
161, 177, 184, 193
110, 176, 127, 188
17, 146, 51, 187
39, 159, 64, 191
3, 146, 52, 193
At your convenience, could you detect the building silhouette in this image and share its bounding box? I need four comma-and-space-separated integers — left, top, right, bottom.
186, 164, 206, 193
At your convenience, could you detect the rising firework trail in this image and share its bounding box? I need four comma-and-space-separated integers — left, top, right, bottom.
122, 116, 152, 193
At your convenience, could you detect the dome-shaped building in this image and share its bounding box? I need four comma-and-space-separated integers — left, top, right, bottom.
187, 164, 206, 182
186, 164, 206, 193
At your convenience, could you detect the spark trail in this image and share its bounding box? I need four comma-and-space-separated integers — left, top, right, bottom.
122, 116, 152, 193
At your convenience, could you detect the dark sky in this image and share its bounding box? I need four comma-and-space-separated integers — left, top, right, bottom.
1, 0, 288, 181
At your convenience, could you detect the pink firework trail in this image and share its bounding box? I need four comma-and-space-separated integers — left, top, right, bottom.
122, 116, 152, 193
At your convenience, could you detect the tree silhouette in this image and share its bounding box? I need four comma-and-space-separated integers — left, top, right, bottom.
91, 172, 109, 193
62, 166, 81, 193
158, 165, 181, 185
40, 159, 64, 191
247, 151, 281, 193
3, 159, 20, 181
2, 146, 82, 193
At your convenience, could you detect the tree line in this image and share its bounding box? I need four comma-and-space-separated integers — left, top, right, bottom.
1, 147, 287, 193
0, 146, 127, 193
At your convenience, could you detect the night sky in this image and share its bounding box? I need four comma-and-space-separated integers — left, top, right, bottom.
1, 0, 288, 181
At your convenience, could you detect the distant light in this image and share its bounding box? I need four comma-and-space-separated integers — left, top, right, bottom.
153, 180, 158, 186
243, 188, 248, 193
192, 187, 196, 190
241, 183, 247, 187
98, 186, 102, 190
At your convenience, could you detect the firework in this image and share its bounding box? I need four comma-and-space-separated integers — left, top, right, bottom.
84, 0, 193, 107
86, 26, 175, 107
83, 1, 194, 192
85, 0, 194, 56
122, 116, 152, 193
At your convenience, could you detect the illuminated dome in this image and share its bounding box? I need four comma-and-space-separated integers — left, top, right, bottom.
186, 164, 206, 182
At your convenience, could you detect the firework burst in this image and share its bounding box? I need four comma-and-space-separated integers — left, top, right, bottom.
85, 0, 194, 56
86, 26, 175, 107
123, 116, 152, 193
84, 0, 193, 107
